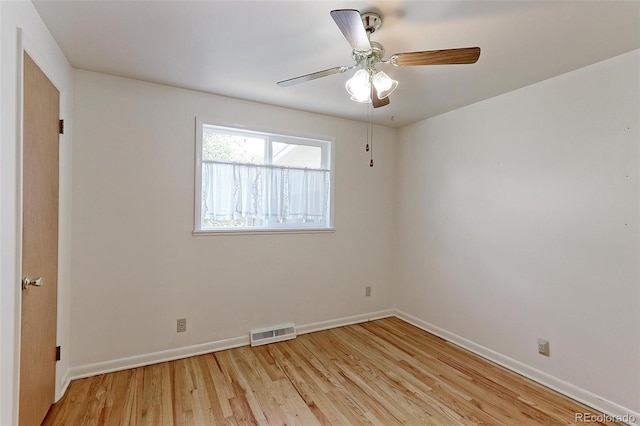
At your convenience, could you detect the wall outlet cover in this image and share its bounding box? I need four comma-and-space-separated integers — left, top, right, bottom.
538, 338, 549, 356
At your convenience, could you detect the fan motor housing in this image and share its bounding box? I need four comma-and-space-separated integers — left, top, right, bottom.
369, 41, 385, 60
352, 41, 385, 67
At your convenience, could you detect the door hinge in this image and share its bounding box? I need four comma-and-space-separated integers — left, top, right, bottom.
56, 346, 61, 361
59, 119, 64, 135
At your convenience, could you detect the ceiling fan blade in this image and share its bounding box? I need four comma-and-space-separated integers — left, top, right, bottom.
330, 9, 371, 52
277, 66, 347, 87
372, 86, 390, 108
390, 47, 481, 66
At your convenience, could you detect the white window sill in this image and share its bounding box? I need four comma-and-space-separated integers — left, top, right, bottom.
193, 227, 336, 236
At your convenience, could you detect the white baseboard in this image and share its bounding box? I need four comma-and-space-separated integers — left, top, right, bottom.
393, 310, 640, 426
67, 334, 249, 381
66, 309, 395, 383
296, 309, 395, 335
55, 369, 72, 403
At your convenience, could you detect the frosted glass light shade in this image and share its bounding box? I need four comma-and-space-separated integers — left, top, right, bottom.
345, 69, 371, 103
372, 71, 398, 99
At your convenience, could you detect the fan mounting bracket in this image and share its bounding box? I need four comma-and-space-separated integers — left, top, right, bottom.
361, 12, 382, 34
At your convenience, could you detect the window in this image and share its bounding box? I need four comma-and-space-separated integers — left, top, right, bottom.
194, 120, 333, 233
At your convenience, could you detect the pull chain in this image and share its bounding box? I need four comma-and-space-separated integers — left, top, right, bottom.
365, 101, 370, 152
363, 86, 375, 167
369, 99, 374, 167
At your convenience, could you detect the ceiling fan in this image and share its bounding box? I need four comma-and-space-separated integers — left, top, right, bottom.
277, 9, 481, 108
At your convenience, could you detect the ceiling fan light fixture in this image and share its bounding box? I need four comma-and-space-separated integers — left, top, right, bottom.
372, 71, 398, 99
277, 9, 481, 112
345, 69, 371, 103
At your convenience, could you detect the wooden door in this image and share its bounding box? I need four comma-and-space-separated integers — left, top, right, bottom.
19, 52, 60, 426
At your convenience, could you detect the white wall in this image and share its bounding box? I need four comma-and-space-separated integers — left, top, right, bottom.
396, 50, 640, 416
70, 70, 397, 370
0, 2, 73, 425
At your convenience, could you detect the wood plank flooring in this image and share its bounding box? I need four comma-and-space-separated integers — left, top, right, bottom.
43, 317, 619, 425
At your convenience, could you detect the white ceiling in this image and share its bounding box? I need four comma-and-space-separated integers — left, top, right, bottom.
33, 1, 639, 128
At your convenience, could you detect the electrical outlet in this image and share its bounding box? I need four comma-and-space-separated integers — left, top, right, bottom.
365, 286, 372, 297
177, 318, 187, 333
538, 338, 549, 356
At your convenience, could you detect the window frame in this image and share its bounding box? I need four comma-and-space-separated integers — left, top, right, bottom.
194, 118, 335, 235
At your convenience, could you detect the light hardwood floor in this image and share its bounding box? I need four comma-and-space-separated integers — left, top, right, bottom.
43, 317, 619, 425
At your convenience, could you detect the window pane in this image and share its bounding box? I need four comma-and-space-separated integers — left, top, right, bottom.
196, 121, 332, 232
272, 142, 322, 169
203, 129, 265, 164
